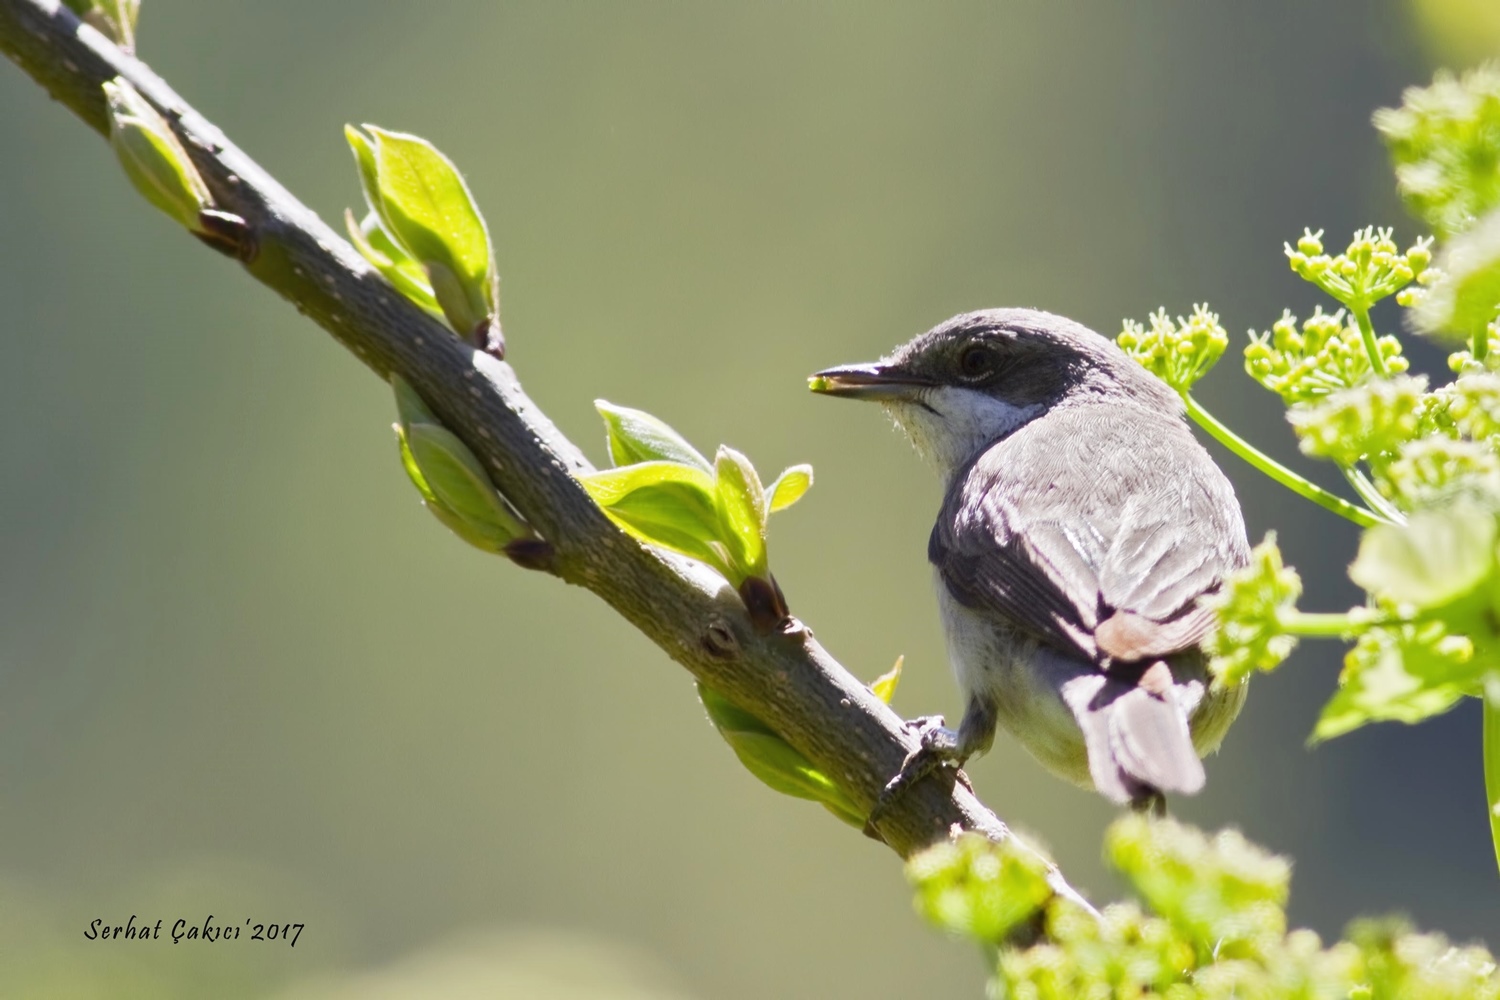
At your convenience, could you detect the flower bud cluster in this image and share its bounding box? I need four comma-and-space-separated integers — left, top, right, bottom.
1371, 436, 1500, 509
1204, 536, 1303, 687
1285, 227, 1432, 311
1245, 307, 1408, 405
1449, 323, 1500, 374
1116, 304, 1228, 393
1288, 375, 1429, 466
1376, 65, 1500, 239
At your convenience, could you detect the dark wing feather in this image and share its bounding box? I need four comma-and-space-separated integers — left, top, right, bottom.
930, 403, 1248, 666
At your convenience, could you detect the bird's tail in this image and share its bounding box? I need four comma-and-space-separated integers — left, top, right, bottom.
1063, 662, 1205, 807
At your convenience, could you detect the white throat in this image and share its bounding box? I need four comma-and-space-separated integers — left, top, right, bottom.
883, 385, 1042, 481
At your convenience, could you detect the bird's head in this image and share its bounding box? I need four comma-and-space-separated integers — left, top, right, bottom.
810, 308, 1179, 477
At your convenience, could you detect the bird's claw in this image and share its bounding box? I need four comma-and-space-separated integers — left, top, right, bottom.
863, 716, 971, 838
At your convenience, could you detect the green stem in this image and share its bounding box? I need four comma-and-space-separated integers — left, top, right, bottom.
1280, 611, 1360, 637
1183, 395, 1385, 529
1351, 305, 1390, 377
1475, 325, 1491, 364
1484, 678, 1500, 878
1339, 464, 1407, 526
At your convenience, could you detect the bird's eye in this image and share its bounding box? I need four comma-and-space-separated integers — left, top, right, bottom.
958, 344, 993, 379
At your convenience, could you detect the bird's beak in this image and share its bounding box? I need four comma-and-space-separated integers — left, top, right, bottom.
808, 362, 931, 401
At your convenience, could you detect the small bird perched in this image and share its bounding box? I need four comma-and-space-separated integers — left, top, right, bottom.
811, 308, 1250, 814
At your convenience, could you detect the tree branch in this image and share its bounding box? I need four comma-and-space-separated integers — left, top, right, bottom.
0, 0, 1094, 912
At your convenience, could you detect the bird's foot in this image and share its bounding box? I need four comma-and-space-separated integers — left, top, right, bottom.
863, 716, 971, 837
1130, 789, 1167, 817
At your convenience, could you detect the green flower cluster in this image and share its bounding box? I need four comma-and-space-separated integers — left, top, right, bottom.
1375, 65, 1500, 240
1444, 373, 1500, 442
908, 817, 1500, 999
1204, 536, 1303, 687
1106, 815, 1289, 959
906, 832, 1055, 944
1372, 436, 1500, 510
1116, 305, 1228, 394
1448, 323, 1500, 374
1245, 307, 1409, 406
1284, 227, 1432, 313
1288, 374, 1428, 466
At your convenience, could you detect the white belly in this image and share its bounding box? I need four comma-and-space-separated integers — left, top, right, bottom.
935, 572, 1094, 786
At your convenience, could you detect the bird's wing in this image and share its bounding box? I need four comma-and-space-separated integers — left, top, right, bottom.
929, 404, 1248, 666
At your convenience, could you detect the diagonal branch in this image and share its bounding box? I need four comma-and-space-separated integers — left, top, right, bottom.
0, 0, 1093, 911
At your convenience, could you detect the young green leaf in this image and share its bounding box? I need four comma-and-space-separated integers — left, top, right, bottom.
580, 463, 730, 575
713, 446, 768, 580
345, 210, 443, 316
395, 423, 522, 553
390, 373, 439, 429
697, 684, 863, 826
1349, 502, 1497, 610
344, 125, 383, 224
405, 422, 527, 548
103, 78, 212, 232
767, 464, 814, 512
394, 424, 439, 506
870, 655, 903, 705
594, 400, 712, 472
362, 126, 497, 339
1313, 622, 1475, 741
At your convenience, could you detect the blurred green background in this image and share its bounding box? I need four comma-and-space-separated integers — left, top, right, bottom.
2, 1, 1498, 997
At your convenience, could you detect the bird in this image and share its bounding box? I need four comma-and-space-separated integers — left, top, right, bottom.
810, 308, 1250, 816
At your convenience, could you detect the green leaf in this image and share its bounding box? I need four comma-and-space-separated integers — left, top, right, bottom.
1486, 678, 1500, 880
767, 464, 814, 512
396, 423, 520, 553
713, 446, 768, 580
580, 463, 730, 575
697, 684, 863, 826
364, 126, 496, 336
870, 655, 903, 705
1313, 623, 1474, 741
394, 424, 438, 506
1349, 502, 1497, 609
699, 683, 776, 737
390, 373, 439, 429
344, 125, 383, 224
594, 400, 712, 472
579, 460, 715, 507
345, 210, 443, 315
405, 422, 526, 549
103, 78, 211, 232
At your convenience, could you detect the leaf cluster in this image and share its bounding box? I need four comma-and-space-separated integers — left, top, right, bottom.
345, 125, 503, 355
578, 401, 811, 625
